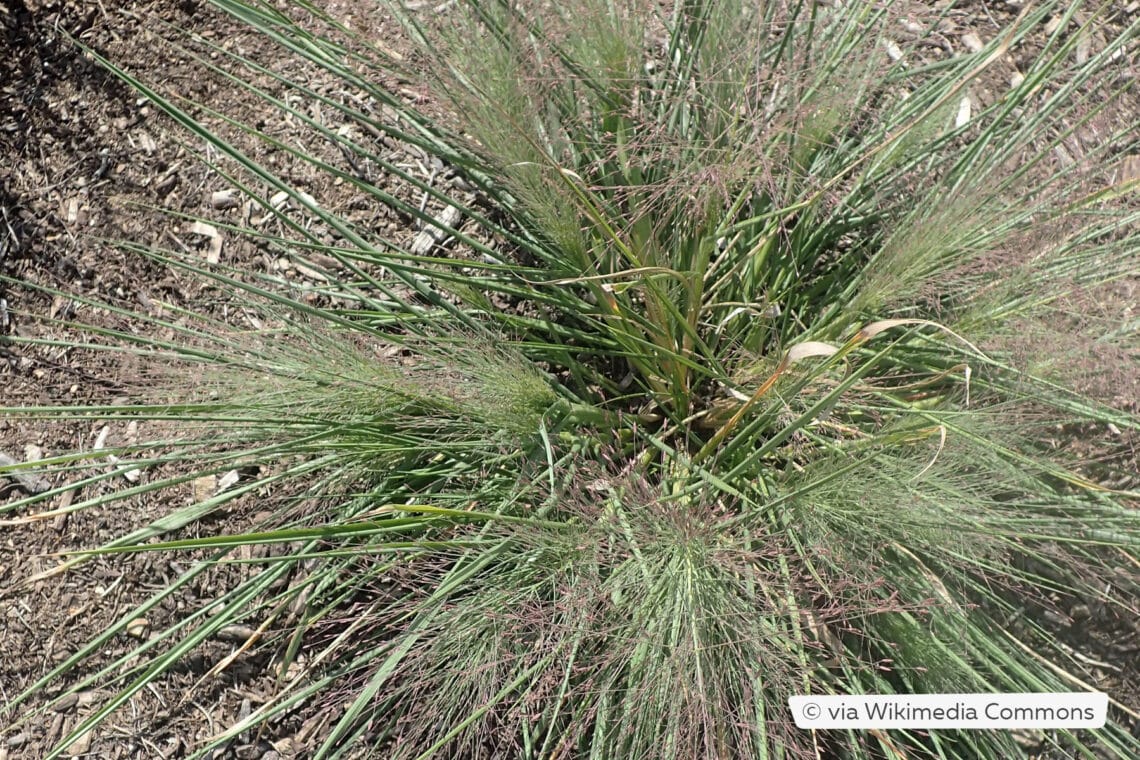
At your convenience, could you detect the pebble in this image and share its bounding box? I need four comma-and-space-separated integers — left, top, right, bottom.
211, 189, 239, 210
51, 693, 79, 712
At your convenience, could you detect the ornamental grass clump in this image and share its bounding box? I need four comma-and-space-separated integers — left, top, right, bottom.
3, 0, 1140, 758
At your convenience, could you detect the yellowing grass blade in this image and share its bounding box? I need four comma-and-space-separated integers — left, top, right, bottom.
856, 318, 990, 360
699, 339, 842, 459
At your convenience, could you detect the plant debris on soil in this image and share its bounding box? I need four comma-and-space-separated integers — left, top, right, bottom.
2, 0, 1138, 757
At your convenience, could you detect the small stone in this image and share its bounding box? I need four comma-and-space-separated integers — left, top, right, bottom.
1054, 143, 1075, 168
961, 33, 984, 54
155, 173, 178, 196
292, 261, 328, 282
210, 189, 239, 210
192, 475, 216, 503
188, 221, 223, 264
954, 96, 971, 128
217, 624, 257, 643
1075, 33, 1092, 65
216, 469, 241, 493
65, 731, 92, 755
125, 618, 150, 639
93, 425, 110, 451
51, 693, 79, 712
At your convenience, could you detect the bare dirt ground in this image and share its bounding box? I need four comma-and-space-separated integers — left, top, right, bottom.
2, 0, 1139, 758
1, 1, 421, 756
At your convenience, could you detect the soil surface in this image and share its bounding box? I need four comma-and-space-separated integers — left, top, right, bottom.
2, 1, 1138, 758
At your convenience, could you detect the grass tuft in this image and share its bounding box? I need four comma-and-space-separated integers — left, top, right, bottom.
3, 0, 1139, 758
